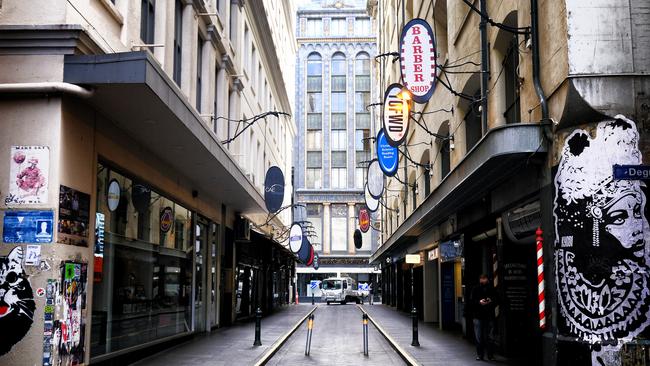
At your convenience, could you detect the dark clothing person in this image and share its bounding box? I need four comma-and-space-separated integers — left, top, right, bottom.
470, 283, 498, 360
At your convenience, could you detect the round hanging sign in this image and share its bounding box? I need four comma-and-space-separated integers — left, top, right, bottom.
298, 237, 311, 263
354, 229, 363, 249
400, 18, 437, 104
376, 129, 399, 177
160, 207, 173, 233
313, 253, 319, 270
107, 179, 121, 212
359, 208, 370, 233
367, 160, 384, 199
289, 223, 303, 253
382, 83, 410, 147
364, 184, 380, 213
264, 166, 285, 213
306, 244, 315, 266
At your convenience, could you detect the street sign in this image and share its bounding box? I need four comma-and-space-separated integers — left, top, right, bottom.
367, 160, 384, 198
310, 280, 319, 289
359, 208, 370, 233
364, 184, 379, 212
376, 129, 399, 176
613, 164, 650, 180
264, 166, 285, 213
400, 18, 437, 104
289, 223, 303, 253
382, 83, 410, 147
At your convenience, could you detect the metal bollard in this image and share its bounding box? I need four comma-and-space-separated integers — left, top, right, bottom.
411, 307, 420, 347
254, 308, 262, 346
305, 314, 314, 356
362, 313, 369, 356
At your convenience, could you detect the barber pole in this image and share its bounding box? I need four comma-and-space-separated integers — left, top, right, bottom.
536, 227, 546, 329
493, 251, 499, 318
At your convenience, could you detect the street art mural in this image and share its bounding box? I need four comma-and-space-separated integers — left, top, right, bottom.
554, 116, 650, 365
0, 247, 36, 356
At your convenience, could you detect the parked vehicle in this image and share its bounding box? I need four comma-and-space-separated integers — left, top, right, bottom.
321, 277, 363, 305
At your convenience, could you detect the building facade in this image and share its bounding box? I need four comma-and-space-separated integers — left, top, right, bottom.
0, 0, 296, 365
293, 0, 380, 299
369, 0, 650, 365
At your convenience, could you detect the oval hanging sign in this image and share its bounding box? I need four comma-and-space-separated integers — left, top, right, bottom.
359, 208, 370, 233
107, 179, 121, 212
354, 229, 363, 249
364, 184, 380, 213
264, 166, 285, 213
306, 244, 315, 266
160, 206, 173, 233
376, 129, 399, 177
298, 237, 311, 263
289, 223, 303, 253
367, 160, 384, 198
382, 83, 410, 147
400, 18, 437, 103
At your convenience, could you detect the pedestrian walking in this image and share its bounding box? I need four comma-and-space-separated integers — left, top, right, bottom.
470, 274, 498, 361
369, 282, 373, 305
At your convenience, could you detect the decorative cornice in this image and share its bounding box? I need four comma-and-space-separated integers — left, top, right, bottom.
0, 25, 104, 56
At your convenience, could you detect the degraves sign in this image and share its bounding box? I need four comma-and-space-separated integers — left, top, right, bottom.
382, 84, 410, 147
400, 19, 437, 103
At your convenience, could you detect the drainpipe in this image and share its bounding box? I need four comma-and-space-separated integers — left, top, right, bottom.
479, 0, 489, 134
0, 82, 93, 98
530, 0, 549, 122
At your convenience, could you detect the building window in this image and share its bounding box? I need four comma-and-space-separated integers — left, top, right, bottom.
306, 130, 322, 150
330, 17, 347, 36
503, 34, 521, 124
140, 0, 155, 47
355, 52, 371, 189
354, 17, 370, 35
331, 204, 347, 251
173, 0, 183, 85
196, 36, 203, 112
465, 90, 482, 152
244, 25, 250, 73
306, 204, 323, 251
306, 168, 322, 189
213, 65, 220, 134
306, 18, 322, 36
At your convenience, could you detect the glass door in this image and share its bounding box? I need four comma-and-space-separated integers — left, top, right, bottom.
194, 219, 209, 332
210, 222, 220, 328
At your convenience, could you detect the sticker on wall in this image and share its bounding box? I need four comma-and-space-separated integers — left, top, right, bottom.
382, 84, 410, 147
25, 245, 41, 266
289, 223, 303, 253
0, 247, 36, 356
107, 179, 121, 212
359, 208, 370, 233
364, 184, 379, 213
6, 146, 49, 205
159, 207, 173, 233
55, 261, 87, 365
3, 210, 54, 244
554, 116, 650, 361
58, 185, 90, 247
376, 129, 399, 176
367, 160, 384, 198
264, 166, 285, 214
400, 18, 437, 104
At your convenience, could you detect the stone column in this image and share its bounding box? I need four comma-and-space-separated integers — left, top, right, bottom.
323, 203, 331, 254
348, 203, 355, 254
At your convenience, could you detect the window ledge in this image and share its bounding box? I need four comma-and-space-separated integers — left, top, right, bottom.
98, 0, 124, 26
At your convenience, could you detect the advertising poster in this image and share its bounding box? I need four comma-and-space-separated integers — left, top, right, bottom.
6, 146, 49, 205
58, 185, 90, 247
2, 210, 54, 244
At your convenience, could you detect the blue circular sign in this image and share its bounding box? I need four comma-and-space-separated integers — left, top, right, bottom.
376, 129, 399, 176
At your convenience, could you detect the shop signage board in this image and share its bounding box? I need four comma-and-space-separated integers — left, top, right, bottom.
367, 160, 384, 198
382, 83, 410, 147
359, 208, 370, 233
376, 129, 399, 176
613, 164, 650, 180
440, 239, 462, 262
364, 184, 379, 212
3, 210, 54, 243
400, 18, 437, 104
264, 166, 285, 213
289, 223, 303, 253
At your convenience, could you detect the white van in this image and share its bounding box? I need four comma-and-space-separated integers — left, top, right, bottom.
321, 277, 363, 305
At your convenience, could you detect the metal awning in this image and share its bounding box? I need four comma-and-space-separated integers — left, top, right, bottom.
63, 51, 266, 214
370, 123, 546, 263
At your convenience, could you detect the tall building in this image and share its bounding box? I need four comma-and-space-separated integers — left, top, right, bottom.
0, 0, 296, 364
369, 0, 650, 365
293, 0, 380, 298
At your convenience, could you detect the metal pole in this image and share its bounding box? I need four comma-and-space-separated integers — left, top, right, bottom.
305, 314, 314, 356
254, 307, 262, 346
312, 291, 315, 305
411, 265, 420, 346
479, 0, 489, 134
363, 313, 369, 356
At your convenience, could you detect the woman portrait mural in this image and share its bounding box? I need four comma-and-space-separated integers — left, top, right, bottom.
554, 115, 650, 365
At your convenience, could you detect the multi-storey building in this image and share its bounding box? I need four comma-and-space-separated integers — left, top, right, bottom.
0, 0, 296, 364
369, 0, 650, 365
293, 0, 380, 299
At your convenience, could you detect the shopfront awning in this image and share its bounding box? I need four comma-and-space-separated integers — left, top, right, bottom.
370, 123, 546, 263
63, 51, 266, 214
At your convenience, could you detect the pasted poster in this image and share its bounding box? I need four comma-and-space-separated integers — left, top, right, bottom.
6, 146, 49, 205
554, 116, 650, 365
0, 247, 36, 356
2, 210, 54, 243
53, 262, 87, 365
58, 186, 90, 247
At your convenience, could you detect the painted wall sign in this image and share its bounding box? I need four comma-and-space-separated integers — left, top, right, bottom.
359, 208, 370, 233
58, 185, 90, 247
382, 83, 410, 147
0, 247, 35, 356
264, 166, 285, 213
554, 116, 650, 363
107, 179, 120, 212
376, 129, 399, 176
367, 160, 384, 198
400, 18, 437, 103
289, 223, 303, 253
3, 210, 54, 243
159, 206, 173, 233
613, 164, 650, 180
364, 184, 379, 213
6, 145, 49, 205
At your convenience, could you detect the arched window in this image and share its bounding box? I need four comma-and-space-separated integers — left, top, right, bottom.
493, 12, 521, 124
437, 122, 450, 179
306, 52, 323, 189
331, 52, 347, 188
419, 149, 431, 197
409, 171, 417, 211
460, 74, 482, 153
355, 52, 371, 188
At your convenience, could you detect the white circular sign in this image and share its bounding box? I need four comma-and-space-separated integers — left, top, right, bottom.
400, 18, 437, 103
382, 83, 410, 147
289, 223, 303, 253
107, 179, 120, 212
367, 160, 384, 199
365, 184, 380, 212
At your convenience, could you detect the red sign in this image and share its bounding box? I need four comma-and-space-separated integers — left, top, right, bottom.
359, 208, 370, 233
400, 18, 437, 104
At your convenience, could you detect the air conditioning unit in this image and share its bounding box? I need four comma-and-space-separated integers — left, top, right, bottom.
235, 216, 251, 242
